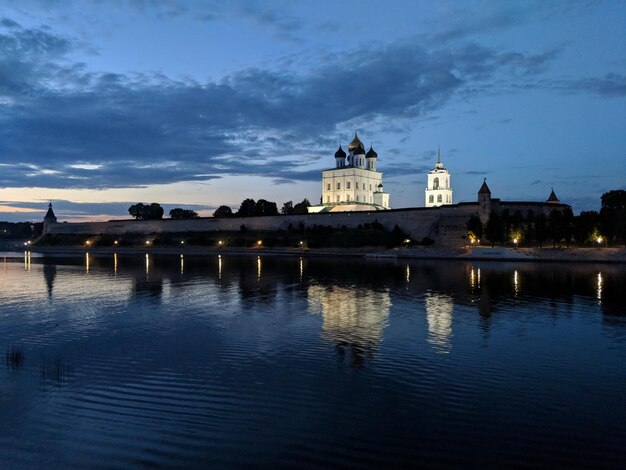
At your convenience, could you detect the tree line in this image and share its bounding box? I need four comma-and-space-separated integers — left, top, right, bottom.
468, 190, 626, 247
128, 198, 311, 220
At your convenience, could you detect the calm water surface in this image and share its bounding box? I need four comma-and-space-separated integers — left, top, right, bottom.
1, 252, 625, 469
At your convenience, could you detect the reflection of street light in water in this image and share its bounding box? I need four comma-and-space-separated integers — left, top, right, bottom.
513, 270, 519, 295
597, 272, 602, 302
85, 253, 90, 273
257, 256, 262, 280
425, 292, 454, 354
218, 255, 222, 281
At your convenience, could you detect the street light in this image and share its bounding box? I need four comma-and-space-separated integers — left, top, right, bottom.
145, 240, 151, 246
257, 240, 263, 246
218, 240, 223, 246
513, 238, 518, 247
113, 240, 119, 245
597, 236, 603, 245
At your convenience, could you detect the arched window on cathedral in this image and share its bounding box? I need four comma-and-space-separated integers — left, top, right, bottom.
327, 183, 330, 191
429, 195, 434, 203
347, 182, 351, 189
337, 182, 341, 190
434, 177, 440, 189
437, 194, 442, 203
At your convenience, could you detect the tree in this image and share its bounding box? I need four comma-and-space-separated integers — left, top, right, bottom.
561, 207, 574, 247
466, 215, 483, 242
169, 208, 198, 219
254, 199, 278, 216
547, 210, 564, 247
237, 199, 256, 217
535, 213, 548, 248
573, 210, 600, 246
485, 212, 504, 247
128, 203, 164, 220
600, 190, 626, 246
281, 201, 294, 215
293, 198, 311, 215
213, 205, 233, 218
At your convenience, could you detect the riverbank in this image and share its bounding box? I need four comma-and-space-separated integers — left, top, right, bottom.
12, 245, 626, 263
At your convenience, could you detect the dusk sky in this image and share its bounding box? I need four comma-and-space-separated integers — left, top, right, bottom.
0, 0, 624, 222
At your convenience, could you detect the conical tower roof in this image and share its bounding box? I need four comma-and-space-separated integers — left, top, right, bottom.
478, 179, 491, 195
547, 188, 559, 202
44, 202, 56, 220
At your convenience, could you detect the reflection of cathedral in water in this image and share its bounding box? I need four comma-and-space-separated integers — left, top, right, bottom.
424, 292, 453, 353
307, 285, 391, 367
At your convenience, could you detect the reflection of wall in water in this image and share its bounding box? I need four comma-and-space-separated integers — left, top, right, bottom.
308, 285, 391, 366
425, 292, 453, 352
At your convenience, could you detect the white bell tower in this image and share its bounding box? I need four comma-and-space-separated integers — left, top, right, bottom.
425, 145, 453, 207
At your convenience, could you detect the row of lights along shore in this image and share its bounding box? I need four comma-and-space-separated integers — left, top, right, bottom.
81, 239, 307, 247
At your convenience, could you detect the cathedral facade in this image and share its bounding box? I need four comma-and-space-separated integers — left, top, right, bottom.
311, 133, 390, 213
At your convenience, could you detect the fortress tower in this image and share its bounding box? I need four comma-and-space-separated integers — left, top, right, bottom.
425, 146, 453, 207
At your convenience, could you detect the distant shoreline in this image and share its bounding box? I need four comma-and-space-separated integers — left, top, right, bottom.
4, 245, 625, 264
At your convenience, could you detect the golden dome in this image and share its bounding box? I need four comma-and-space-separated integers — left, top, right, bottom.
348, 132, 364, 152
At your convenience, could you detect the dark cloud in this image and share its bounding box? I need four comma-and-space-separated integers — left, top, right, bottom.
463, 171, 488, 175
553, 73, 626, 97
1, 18, 19, 28
0, 18, 617, 190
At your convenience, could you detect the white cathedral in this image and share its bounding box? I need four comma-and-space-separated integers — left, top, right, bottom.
309, 132, 391, 212
308, 133, 453, 212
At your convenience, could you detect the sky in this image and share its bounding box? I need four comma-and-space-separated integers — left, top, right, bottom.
0, 0, 624, 222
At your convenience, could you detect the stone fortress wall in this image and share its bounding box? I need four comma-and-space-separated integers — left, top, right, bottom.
44, 189, 570, 247
47, 204, 475, 243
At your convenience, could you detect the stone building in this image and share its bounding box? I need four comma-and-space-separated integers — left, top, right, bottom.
309, 132, 390, 213
425, 145, 453, 207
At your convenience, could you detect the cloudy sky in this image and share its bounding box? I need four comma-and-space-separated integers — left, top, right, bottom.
0, 0, 624, 222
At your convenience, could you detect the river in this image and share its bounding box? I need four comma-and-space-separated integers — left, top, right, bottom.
1, 252, 625, 468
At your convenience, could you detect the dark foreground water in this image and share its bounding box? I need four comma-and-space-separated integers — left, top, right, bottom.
1, 252, 625, 469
